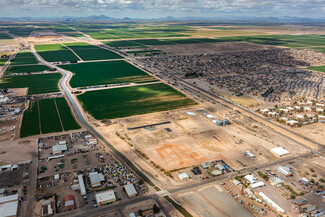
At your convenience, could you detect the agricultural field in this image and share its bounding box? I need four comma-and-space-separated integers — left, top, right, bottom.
4, 64, 49, 75
60, 60, 157, 88
20, 97, 80, 137
307, 65, 325, 72
220, 34, 325, 48
77, 83, 197, 119
103, 40, 140, 47
0, 33, 11, 39
20, 100, 40, 138
0, 73, 61, 94
84, 31, 119, 40
34, 44, 78, 62
64, 42, 123, 60
10, 51, 39, 65
0, 58, 8, 66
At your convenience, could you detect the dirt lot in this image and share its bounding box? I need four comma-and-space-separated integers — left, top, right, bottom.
103, 107, 284, 171
0, 139, 37, 164
176, 184, 253, 217
293, 123, 325, 146
150, 41, 275, 56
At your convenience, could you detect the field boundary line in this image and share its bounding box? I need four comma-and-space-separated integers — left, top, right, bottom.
53, 98, 64, 132
37, 100, 42, 134
61, 43, 84, 62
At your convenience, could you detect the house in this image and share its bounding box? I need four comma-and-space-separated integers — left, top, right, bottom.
304, 106, 312, 112
286, 120, 298, 126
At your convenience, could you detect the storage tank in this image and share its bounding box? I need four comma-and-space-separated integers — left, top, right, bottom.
216, 120, 223, 126
223, 119, 229, 126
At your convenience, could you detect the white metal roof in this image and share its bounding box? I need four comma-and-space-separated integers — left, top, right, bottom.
251, 181, 265, 189
0, 194, 18, 204
89, 172, 101, 187
124, 184, 137, 196
178, 173, 189, 180
77, 175, 86, 196
244, 174, 257, 184
52, 144, 67, 153
0, 201, 18, 217
259, 192, 285, 214
271, 147, 289, 156
95, 190, 116, 203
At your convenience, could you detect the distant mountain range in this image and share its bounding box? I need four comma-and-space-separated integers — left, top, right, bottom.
0, 15, 325, 23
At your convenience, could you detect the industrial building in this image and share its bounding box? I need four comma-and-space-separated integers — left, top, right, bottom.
245, 151, 256, 158
278, 165, 293, 177
244, 174, 257, 184
89, 172, 105, 188
124, 184, 137, 197
271, 147, 290, 157
52, 144, 67, 155
64, 195, 75, 211
178, 173, 189, 180
251, 181, 265, 189
41, 200, 53, 216
0, 194, 19, 217
259, 192, 285, 214
77, 174, 86, 196
95, 190, 116, 206
269, 177, 283, 186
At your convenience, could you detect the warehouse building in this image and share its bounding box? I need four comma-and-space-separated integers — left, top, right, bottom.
124, 184, 137, 197
89, 172, 105, 188
178, 173, 189, 180
259, 192, 285, 214
95, 190, 116, 206
64, 195, 75, 211
244, 174, 257, 184
77, 174, 86, 196
52, 144, 67, 155
278, 165, 293, 177
251, 181, 265, 189
271, 147, 290, 157
0, 194, 19, 217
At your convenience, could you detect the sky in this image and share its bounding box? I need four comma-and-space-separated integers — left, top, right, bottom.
0, 0, 325, 19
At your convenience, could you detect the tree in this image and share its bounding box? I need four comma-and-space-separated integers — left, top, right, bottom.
153, 204, 160, 214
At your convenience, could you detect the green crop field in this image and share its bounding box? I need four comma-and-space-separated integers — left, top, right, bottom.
60, 60, 157, 88
20, 97, 80, 137
308, 65, 325, 72
219, 34, 325, 48
4, 64, 49, 75
64, 42, 123, 60
11, 52, 38, 65
85, 32, 120, 40
55, 97, 81, 131
77, 83, 197, 119
103, 40, 141, 47
0, 73, 61, 94
39, 98, 63, 134
20, 100, 40, 138
0, 59, 8, 66
35, 44, 78, 62
129, 39, 173, 45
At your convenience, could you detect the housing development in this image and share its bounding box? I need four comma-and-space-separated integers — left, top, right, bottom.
0, 12, 325, 217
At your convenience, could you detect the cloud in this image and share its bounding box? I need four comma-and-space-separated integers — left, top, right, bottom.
0, 0, 324, 18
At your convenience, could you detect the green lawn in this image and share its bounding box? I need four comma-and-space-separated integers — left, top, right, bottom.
77, 83, 197, 120
20, 97, 80, 137
0, 73, 61, 94
10, 52, 39, 65
307, 65, 325, 72
60, 60, 157, 88
4, 65, 49, 75
55, 97, 81, 131
64, 42, 123, 60
20, 100, 40, 138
